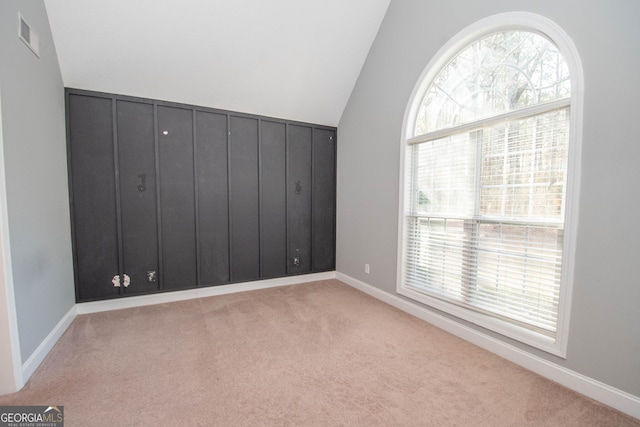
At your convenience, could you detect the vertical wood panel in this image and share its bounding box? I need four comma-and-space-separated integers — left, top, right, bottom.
68, 94, 119, 301
312, 128, 336, 271
196, 111, 230, 285
287, 125, 312, 275
116, 100, 159, 295
260, 121, 287, 278
229, 116, 260, 281
158, 106, 197, 289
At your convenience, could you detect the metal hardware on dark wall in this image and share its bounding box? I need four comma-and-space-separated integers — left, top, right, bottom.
147, 270, 157, 283
137, 174, 147, 192
66, 88, 336, 303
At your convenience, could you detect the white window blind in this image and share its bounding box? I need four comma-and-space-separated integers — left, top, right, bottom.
405, 106, 569, 336
400, 28, 577, 348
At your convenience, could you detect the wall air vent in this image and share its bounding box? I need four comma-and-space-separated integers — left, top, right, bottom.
18, 13, 40, 58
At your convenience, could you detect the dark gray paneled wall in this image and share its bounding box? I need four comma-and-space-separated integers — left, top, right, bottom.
67, 95, 118, 301
229, 116, 261, 282
196, 111, 230, 285
337, 0, 640, 398
312, 129, 337, 272
286, 125, 312, 275
157, 105, 197, 290
260, 121, 288, 278
117, 101, 158, 296
67, 89, 336, 302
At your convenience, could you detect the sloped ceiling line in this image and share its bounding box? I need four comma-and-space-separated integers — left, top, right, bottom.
44, 0, 390, 126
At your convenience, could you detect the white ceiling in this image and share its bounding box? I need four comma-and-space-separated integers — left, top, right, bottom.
44, 0, 390, 126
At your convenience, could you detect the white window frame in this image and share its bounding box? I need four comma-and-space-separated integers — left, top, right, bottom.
397, 12, 583, 357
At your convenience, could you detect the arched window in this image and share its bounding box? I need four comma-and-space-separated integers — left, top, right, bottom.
398, 13, 582, 356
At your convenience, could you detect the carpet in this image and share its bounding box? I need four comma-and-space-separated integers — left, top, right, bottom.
0, 279, 637, 426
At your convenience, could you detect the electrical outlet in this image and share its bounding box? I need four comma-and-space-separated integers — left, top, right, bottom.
365, 263, 370, 274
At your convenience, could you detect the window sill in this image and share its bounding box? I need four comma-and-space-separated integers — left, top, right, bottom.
397, 283, 567, 358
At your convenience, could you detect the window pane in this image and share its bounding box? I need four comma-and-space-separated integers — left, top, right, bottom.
415, 31, 570, 136
474, 222, 563, 332
411, 133, 476, 216
479, 108, 569, 221
405, 217, 466, 300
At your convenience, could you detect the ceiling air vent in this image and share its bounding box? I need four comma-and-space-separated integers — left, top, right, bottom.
18, 13, 40, 57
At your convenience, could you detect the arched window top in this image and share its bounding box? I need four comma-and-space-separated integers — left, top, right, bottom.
414, 31, 571, 136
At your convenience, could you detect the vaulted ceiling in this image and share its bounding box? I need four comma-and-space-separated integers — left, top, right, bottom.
44, 0, 390, 126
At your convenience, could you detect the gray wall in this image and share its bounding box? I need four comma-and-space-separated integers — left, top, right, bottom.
0, 0, 74, 363
337, 0, 640, 397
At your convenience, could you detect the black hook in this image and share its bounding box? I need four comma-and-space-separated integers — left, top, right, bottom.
137, 173, 147, 192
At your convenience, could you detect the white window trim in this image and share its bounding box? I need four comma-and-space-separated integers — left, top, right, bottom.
397, 12, 583, 358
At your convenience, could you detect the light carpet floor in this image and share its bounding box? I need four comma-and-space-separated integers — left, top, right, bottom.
0, 279, 638, 426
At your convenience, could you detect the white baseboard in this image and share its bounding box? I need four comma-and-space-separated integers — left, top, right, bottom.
22, 304, 77, 382
77, 272, 336, 315
336, 272, 640, 420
